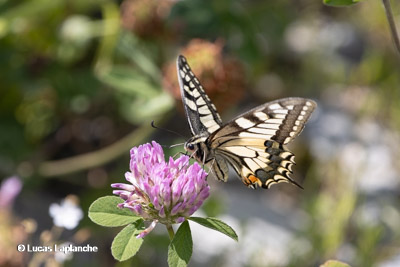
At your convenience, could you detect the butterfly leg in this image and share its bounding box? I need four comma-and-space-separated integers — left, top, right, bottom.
206, 158, 217, 179
177, 149, 197, 172
172, 151, 188, 159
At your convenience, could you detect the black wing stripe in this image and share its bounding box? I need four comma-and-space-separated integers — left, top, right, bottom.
211, 156, 229, 182
271, 99, 316, 144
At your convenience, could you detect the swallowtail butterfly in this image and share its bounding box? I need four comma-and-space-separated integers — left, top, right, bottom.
177, 55, 316, 189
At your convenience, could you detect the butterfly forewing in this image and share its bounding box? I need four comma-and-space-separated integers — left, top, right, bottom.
211, 98, 316, 144
176, 55, 223, 136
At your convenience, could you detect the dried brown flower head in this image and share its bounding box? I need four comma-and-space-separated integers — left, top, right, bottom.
163, 39, 246, 113
120, 0, 174, 38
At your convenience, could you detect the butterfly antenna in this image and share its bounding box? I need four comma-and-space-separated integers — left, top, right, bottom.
158, 143, 171, 148
169, 143, 185, 148
151, 121, 186, 138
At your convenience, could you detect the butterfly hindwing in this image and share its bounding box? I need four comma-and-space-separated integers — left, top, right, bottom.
210, 155, 229, 182
176, 55, 223, 136
215, 137, 299, 189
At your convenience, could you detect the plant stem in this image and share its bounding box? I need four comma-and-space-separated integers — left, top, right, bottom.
166, 224, 175, 240
382, 0, 400, 55
37, 123, 154, 177
37, 110, 173, 177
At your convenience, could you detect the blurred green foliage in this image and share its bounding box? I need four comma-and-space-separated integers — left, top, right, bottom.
323, 0, 361, 6
1, 0, 400, 266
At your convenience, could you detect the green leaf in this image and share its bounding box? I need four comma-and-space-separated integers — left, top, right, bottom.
189, 217, 238, 241
97, 66, 159, 98
111, 221, 145, 261
118, 33, 162, 82
168, 221, 193, 267
320, 260, 352, 267
88, 196, 141, 227
323, 0, 361, 6
123, 92, 174, 124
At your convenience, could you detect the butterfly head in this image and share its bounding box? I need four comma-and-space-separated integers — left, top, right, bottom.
184, 136, 210, 164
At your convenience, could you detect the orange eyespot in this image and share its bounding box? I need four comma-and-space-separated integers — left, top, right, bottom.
247, 175, 262, 188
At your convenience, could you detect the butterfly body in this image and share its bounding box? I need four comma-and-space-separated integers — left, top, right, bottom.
177, 55, 316, 189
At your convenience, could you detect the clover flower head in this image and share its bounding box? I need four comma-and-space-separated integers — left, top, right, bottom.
112, 141, 209, 238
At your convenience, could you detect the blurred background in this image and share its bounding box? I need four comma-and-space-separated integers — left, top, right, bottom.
1, 0, 400, 266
